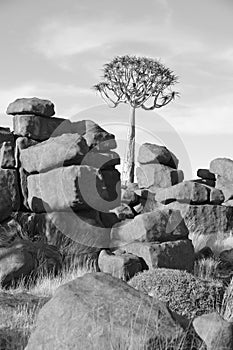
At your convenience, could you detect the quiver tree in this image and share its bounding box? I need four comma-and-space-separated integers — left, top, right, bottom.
94, 55, 179, 185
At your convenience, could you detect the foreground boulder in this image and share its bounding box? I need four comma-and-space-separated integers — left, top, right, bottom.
25, 272, 189, 350
193, 312, 233, 350
6, 97, 55, 117
120, 239, 194, 271
0, 240, 62, 287
138, 143, 179, 169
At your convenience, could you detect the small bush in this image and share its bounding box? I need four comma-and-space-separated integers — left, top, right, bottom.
129, 268, 224, 319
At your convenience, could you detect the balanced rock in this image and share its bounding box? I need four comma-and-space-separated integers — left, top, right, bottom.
0, 169, 20, 222
197, 168, 216, 181
6, 97, 55, 117
27, 165, 118, 212
210, 158, 233, 183
25, 273, 187, 350
98, 249, 144, 281
136, 164, 184, 189
120, 239, 194, 271
138, 143, 179, 169
110, 209, 188, 248
193, 312, 233, 350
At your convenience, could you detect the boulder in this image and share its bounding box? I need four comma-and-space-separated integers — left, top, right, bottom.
0, 128, 14, 144
25, 273, 188, 350
216, 175, 233, 201
0, 141, 15, 168
20, 133, 89, 173
82, 150, 120, 170
109, 204, 135, 220
110, 209, 189, 248
119, 239, 194, 271
193, 178, 216, 187
13, 114, 66, 141
195, 247, 213, 261
138, 143, 179, 169
121, 182, 141, 207
100, 169, 121, 203
98, 249, 144, 280
6, 97, 55, 117
193, 312, 233, 350
223, 200, 233, 207
0, 240, 62, 287
27, 165, 118, 212
210, 158, 233, 183
197, 168, 216, 180
0, 169, 20, 222
136, 164, 184, 189
219, 249, 233, 267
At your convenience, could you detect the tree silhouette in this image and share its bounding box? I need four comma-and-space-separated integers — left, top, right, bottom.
94, 55, 179, 184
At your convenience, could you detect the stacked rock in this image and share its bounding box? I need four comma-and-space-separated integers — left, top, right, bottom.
136, 143, 184, 191
210, 158, 233, 206
195, 168, 216, 187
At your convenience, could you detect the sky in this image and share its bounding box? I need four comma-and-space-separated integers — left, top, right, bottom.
0, 0, 233, 178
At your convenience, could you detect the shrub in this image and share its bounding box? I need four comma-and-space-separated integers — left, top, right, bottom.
129, 268, 224, 319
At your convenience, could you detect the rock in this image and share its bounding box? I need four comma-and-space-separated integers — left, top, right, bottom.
119, 239, 194, 271
193, 312, 233, 350
195, 247, 213, 260
216, 175, 233, 201
219, 249, 233, 266
20, 133, 89, 173
27, 165, 119, 212
25, 273, 188, 350
0, 240, 62, 287
0, 141, 15, 168
81, 150, 120, 170
6, 97, 55, 117
210, 158, 233, 183
0, 169, 20, 222
110, 209, 189, 248
197, 169, 216, 180
13, 114, 66, 141
136, 164, 184, 189
98, 249, 144, 281
121, 183, 140, 207
0, 128, 14, 144
165, 203, 233, 236
109, 204, 135, 220
193, 178, 216, 187
223, 200, 233, 207
138, 143, 179, 169
100, 169, 121, 204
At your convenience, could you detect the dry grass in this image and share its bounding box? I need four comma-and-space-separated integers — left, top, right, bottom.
194, 258, 220, 282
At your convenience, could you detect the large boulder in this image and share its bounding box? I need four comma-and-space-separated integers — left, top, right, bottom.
0, 141, 15, 168
154, 181, 224, 205
193, 312, 233, 350
20, 133, 89, 173
0, 240, 62, 287
120, 239, 194, 271
0, 169, 20, 222
27, 165, 119, 212
6, 97, 55, 117
136, 164, 184, 189
210, 158, 233, 183
110, 209, 189, 247
216, 175, 233, 201
138, 143, 179, 169
25, 273, 189, 350
98, 249, 145, 281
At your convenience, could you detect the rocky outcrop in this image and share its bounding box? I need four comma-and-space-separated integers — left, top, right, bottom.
210, 158, 233, 202
25, 273, 189, 350
6, 97, 55, 117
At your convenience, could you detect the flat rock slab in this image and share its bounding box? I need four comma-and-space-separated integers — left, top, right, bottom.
210, 158, 233, 183
27, 165, 118, 212
0, 169, 20, 222
110, 209, 188, 247
6, 97, 55, 117
120, 239, 194, 271
136, 163, 184, 189
138, 143, 179, 169
25, 273, 187, 350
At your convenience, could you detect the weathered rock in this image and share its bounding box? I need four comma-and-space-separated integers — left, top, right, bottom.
193, 312, 233, 350
119, 239, 194, 271
223, 200, 233, 207
136, 164, 184, 189
197, 169, 216, 180
121, 183, 141, 207
0, 240, 62, 287
25, 273, 188, 350
210, 158, 233, 183
6, 97, 55, 117
109, 203, 135, 220
219, 249, 233, 266
193, 178, 216, 187
138, 143, 179, 169
98, 249, 144, 280
0, 169, 20, 222
195, 247, 213, 261
110, 209, 189, 247
165, 203, 233, 236
27, 165, 118, 212
20, 133, 89, 173
82, 150, 120, 170
216, 175, 233, 201
0, 128, 14, 143
13, 114, 66, 141
100, 169, 121, 203
0, 141, 15, 168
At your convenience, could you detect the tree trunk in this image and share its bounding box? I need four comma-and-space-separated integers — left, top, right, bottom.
122, 107, 136, 185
